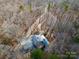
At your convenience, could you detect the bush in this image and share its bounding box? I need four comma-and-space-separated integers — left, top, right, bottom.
31, 49, 60, 59
31, 49, 44, 59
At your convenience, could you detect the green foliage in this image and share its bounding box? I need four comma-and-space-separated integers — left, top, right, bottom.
31, 49, 76, 59
31, 49, 44, 59
60, 0, 70, 11
31, 49, 60, 59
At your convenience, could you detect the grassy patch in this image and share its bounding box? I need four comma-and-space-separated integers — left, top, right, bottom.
31, 49, 60, 59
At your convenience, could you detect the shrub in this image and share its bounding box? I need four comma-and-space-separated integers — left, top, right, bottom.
31, 49, 44, 59
31, 49, 60, 59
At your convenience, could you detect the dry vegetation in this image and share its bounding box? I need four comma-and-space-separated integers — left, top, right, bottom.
0, 0, 79, 59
